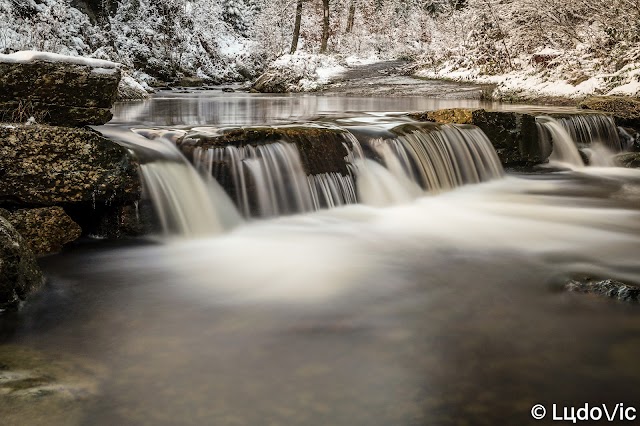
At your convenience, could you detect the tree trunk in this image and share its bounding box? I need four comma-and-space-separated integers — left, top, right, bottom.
320, 0, 330, 53
290, 0, 304, 54
346, 2, 356, 33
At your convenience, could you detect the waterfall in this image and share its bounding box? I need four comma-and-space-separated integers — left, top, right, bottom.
536, 115, 626, 168
536, 116, 585, 167
96, 126, 242, 237
308, 173, 358, 209
351, 123, 504, 193
557, 114, 622, 152
194, 142, 357, 218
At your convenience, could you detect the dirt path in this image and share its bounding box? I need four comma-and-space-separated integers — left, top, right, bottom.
321, 60, 490, 99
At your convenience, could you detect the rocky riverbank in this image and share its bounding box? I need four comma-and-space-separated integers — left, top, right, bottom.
0, 52, 141, 310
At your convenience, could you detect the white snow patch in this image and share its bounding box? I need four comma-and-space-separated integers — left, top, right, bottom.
0, 50, 120, 69
91, 67, 119, 75
344, 55, 381, 67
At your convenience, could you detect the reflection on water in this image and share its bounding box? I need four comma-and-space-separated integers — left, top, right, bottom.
112, 91, 497, 126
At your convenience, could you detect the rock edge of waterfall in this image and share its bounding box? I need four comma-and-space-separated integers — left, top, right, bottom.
410, 101, 640, 167
0, 52, 142, 309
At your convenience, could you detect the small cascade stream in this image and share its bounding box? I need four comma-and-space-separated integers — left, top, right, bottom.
558, 114, 622, 151
537, 114, 625, 168
96, 126, 242, 237
536, 116, 586, 167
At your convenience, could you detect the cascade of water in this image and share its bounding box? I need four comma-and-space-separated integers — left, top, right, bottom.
96, 126, 242, 237
558, 114, 622, 152
308, 173, 358, 209
194, 141, 358, 218
536, 116, 585, 167
352, 123, 504, 193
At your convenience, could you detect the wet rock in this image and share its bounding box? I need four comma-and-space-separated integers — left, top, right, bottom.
412, 109, 547, 165
618, 127, 640, 151
5, 207, 82, 256
116, 75, 150, 101
566, 278, 640, 303
409, 108, 476, 125
177, 77, 204, 87
0, 215, 43, 310
578, 96, 640, 128
471, 110, 545, 165
0, 53, 121, 126
0, 124, 140, 206
251, 70, 291, 93
183, 126, 351, 176
615, 152, 640, 168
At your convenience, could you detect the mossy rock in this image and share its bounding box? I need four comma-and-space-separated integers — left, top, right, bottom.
0, 60, 120, 109
0, 58, 120, 126
0, 124, 140, 205
409, 108, 477, 124
0, 102, 112, 127
410, 109, 547, 165
0, 215, 43, 310
579, 96, 640, 128
471, 110, 545, 165
5, 207, 82, 256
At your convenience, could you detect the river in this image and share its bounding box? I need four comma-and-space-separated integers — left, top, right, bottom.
1, 90, 640, 425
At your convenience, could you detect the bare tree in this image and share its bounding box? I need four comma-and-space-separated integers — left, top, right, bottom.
320, 0, 330, 53
290, 0, 304, 53
345, 1, 356, 33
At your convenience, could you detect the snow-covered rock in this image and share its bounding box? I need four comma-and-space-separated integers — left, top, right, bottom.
0, 50, 121, 126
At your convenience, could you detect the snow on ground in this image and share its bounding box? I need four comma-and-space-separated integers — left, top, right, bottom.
417, 60, 640, 100
267, 53, 346, 92
343, 55, 381, 67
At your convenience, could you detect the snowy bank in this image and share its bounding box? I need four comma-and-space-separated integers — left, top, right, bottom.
417, 58, 640, 102
252, 53, 347, 93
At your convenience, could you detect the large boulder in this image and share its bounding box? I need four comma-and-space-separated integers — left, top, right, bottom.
5, 207, 82, 256
0, 124, 140, 206
578, 96, 640, 129
0, 214, 43, 310
0, 51, 121, 126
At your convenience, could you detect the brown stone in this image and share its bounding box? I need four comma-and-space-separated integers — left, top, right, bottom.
6, 207, 82, 256
0, 124, 140, 205
0, 58, 120, 126
0, 214, 43, 309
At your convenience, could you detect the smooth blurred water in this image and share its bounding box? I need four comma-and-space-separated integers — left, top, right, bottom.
2, 92, 640, 426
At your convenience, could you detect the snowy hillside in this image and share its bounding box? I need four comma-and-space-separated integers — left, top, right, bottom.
1, 0, 638, 98
0, 0, 260, 83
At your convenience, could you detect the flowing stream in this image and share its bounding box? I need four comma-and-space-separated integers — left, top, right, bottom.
2, 92, 640, 425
